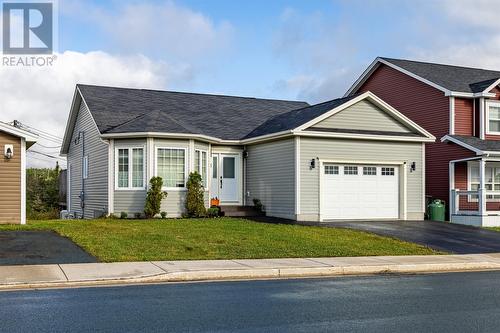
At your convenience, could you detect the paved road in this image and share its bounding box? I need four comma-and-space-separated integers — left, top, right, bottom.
3, 271, 500, 332
328, 220, 500, 254
0, 231, 97, 265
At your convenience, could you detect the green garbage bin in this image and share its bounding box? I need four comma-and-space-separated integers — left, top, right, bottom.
428, 199, 445, 221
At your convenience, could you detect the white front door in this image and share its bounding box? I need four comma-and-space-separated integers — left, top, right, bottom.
322, 164, 399, 220
210, 153, 240, 203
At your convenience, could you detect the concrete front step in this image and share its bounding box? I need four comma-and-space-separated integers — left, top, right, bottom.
219, 206, 264, 217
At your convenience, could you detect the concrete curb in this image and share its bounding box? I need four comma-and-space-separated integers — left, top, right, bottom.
2, 255, 500, 290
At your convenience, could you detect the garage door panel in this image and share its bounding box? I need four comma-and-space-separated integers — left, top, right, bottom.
323, 164, 399, 220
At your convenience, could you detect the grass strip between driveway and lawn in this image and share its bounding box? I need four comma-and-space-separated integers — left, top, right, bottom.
0, 218, 441, 262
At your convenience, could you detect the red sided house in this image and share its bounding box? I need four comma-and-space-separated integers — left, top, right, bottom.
346, 57, 500, 227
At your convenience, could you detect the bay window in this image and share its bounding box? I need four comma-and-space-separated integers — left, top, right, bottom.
157, 148, 186, 188
116, 147, 145, 189
194, 150, 208, 187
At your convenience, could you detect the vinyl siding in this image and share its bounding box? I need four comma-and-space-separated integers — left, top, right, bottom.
299, 137, 424, 220
67, 100, 108, 219
246, 138, 295, 219
357, 64, 452, 203
311, 99, 412, 133
454, 98, 473, 136
0, 132, 21, 224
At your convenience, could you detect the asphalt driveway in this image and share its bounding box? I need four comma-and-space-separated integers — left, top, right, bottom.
0, 231, 97, 265
328, 220, 500, 254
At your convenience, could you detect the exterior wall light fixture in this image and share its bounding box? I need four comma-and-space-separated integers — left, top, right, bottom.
4, 144, 13, 159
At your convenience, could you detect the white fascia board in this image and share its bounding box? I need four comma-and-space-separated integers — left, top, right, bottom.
346, 58, 451, 96
60, 87, 80, 155
345, 57, 495, 99
0, 122, 38, 143
440, 135, 484, 155
448, 91, 496, 98
298, 130, 435, 142
481, 78, 500, 95
101, 132, 237, 144
240, 130, 294, 144
344, 58, 381, 97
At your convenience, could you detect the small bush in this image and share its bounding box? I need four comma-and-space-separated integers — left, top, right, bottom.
144, 177, 168, 218
185, 172, 206, 217
28, 208, 60, 220
120, 211, 128, 219
160, 211, 167, 219
134, 212, 142, 219
207, 207, 219, 218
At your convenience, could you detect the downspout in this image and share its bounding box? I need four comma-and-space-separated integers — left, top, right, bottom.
243, 145, 247, 206
76, 131, 85, 219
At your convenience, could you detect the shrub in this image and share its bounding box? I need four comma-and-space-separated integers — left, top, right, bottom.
120, 211, 128, 219
27, 165, 60, 219
144, 177, 168, 218
207, 207, 219, 218
185, 172, 206, 217
28, 208, 60, 220
134, 212, 142, 219
160, 211, 167, 219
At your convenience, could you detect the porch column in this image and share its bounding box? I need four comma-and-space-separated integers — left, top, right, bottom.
479, 159, 486, 215
449, 161, 455, 215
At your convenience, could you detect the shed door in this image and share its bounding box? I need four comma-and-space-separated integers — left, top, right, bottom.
322, 164, 399, 220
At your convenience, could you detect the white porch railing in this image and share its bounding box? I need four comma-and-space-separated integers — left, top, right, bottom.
450, 189, 500, 216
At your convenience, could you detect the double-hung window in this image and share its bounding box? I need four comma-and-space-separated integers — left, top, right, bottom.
116, 147, 145, 189
487, 101, 500, 134
469, 163, 500, 201
157, 148, 186, 188
194, 150, 208, 187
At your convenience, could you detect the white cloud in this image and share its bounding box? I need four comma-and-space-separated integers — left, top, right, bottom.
410, 0, 500, 70
0, 51, 192, 168
273, 2, 500, 103
271, 8, 362, 103
61, 0, 233, 61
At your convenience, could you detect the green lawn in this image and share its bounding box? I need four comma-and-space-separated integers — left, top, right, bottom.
0, 218, 440, 262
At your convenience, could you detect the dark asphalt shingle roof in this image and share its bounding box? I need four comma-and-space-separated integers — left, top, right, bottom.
381, 58, 500, 94
243, 95, 358, 139
77, 84, 309, 140
448, 135, 500, 152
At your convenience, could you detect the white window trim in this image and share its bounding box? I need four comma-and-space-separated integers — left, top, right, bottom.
467, 161, 500, 202
83, 155, 89, 180
485, 100, 500, 135
155, 146, 188, 191
194, 149, 208, 187
115, 146, 146, 191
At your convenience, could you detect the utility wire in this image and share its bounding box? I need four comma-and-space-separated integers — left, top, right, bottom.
19, 122, 63, 141
28, 150, 65, 161
33, 142, 62, 149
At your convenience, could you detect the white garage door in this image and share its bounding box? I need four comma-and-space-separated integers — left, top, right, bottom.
322, 164, 399, 220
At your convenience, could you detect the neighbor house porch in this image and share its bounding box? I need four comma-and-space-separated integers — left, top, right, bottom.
450, 156, 500, 226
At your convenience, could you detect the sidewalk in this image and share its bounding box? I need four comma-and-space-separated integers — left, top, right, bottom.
2, 253, 500, 290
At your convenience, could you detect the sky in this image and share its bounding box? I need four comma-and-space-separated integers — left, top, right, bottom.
1, 0, 500, 168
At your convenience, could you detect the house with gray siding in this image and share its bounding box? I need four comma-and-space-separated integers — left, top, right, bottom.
61, 85, 434, 221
